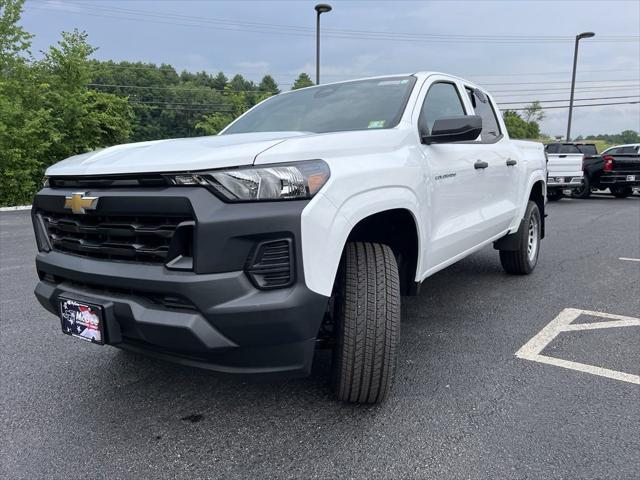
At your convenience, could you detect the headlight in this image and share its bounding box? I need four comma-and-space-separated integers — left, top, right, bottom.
167, 160, 330, 202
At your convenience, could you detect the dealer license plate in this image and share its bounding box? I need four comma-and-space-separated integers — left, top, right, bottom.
59, 297, 105, 345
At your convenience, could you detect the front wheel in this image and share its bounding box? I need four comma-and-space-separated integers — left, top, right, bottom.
332, 242, 400, 404
611, 186, 632, 198
499, 201, 541, 275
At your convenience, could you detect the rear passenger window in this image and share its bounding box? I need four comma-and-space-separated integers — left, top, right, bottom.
559, 144, 581, 154
466, 87, 502, 142
621, 147, 637, 154
419, 82, 466, 135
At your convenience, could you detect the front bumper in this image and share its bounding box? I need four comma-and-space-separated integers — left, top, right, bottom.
32, 186, 329, 377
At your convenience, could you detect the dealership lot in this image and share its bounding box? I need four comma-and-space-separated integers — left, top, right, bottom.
1, 196, 638, 479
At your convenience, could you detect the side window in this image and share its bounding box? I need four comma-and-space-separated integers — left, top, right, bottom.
607, 147, 622, 154
466, 87, 501, 142
559, 144, 581, 154
546, 144, 559, 154
621, 146, 637, 154
418, 82, 466, 135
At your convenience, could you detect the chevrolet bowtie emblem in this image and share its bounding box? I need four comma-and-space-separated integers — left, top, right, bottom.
64, 192, 99, 214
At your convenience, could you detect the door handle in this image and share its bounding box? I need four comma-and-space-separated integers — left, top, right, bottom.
506, 159, 517, 166
474, 160, 489, 169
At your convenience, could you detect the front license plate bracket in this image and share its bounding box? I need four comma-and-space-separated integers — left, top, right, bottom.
59, 296, 106, 345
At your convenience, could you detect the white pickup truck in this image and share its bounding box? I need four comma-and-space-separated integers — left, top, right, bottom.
32, 72, 547, 403
544, 142, 586, 200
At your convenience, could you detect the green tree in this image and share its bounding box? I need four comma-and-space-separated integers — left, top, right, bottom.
503, 110, 540, 139
258, 74, 280, 94
0, 13, 135, 206
291, 72, 314, 90
0, 0, 32, 68
195, 112, 234, 135
522, 101, 545, 123
503, 111, 529, 139
40, 30, 133, 161
229, 73, 253, 92
211, 71, 227, 90
0, 0, 54, 205
619, 129, 639, 144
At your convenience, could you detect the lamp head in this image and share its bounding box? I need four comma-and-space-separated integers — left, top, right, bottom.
315, 4, 332, 14
577, 32, 595, 40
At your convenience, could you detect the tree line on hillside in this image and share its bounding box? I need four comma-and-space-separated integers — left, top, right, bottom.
1, 0, 637, 206
576, 131, 640, 144
88, 61, 314, 141
0, 0, 314, 205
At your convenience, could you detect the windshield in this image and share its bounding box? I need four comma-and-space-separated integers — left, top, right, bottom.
223, 76, 416, 135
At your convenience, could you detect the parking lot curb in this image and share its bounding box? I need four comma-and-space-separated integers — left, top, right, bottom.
0, 205, 31, 211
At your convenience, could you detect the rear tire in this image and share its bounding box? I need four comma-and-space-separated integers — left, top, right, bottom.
332, 242, 400, 404
499, 201, 541, 275
571, 176, 591, 199
611, 186, 632, 198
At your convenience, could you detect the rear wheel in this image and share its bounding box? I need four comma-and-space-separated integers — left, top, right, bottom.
499, 201, 541, 275
332, 242, 400, 404
571, 176, 591, 199
611, 186, 632, 198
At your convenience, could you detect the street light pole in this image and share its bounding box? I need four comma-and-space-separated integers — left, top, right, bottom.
314, 4, 332, 85
566, 31, 595, 141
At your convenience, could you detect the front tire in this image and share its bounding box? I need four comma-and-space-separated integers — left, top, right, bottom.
611, 186, 632, 198
332, 242, 400, 404
499, 201, 541, 275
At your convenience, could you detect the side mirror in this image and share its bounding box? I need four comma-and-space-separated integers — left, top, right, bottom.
421, 115, 482, 145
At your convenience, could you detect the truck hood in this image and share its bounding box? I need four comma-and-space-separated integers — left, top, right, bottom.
45, 132, 308, 176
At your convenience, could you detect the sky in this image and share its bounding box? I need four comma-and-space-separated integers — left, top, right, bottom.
19, 0, 640, 137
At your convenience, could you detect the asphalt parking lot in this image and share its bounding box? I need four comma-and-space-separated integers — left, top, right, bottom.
1, 195, 639, 480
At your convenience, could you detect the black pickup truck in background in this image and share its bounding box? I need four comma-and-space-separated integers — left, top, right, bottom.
572, 144, 640, 198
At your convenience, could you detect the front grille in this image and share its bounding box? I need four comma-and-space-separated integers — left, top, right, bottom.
48, 174, 170, 189
245, 239, 294, 289
38, 211, 193, 264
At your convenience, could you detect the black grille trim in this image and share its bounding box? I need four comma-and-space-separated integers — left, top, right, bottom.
48, 174, 170, 189
245, 239, 294, 289
38, 211, 194, 264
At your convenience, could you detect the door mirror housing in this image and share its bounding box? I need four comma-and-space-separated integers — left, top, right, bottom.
421, 115, 482, 144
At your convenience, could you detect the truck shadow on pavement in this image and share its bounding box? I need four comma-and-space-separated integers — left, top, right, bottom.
83, 247, 511, 421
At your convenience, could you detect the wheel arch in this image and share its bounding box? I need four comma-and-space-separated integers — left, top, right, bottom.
346, 208, 420, 295
529, 179, 546, 239
300, 188, 423, 297
495, 177, 546, 252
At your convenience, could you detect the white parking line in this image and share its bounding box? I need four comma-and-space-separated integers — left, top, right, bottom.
516, 308, 640, 385
0, 266, 22, 272
619, 257, 640, 263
